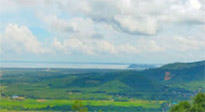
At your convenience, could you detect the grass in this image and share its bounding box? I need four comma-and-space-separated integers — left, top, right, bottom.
0, 98, 164, 111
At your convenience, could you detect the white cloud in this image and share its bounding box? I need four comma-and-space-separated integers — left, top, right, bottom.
52, 38, 66, 51
43, 0, 204, 35
152, 35, 205, 53
95, 40, 117, 54
159, 0, 204, 24
0, 0, 47, 12
172, 36, 205, 51
0, 0, 19, 12
135, 38, 164, 52
189, 0, 202, 10
40, 15, 100, 38
0, 24, 51, 54
56, 0, 91, 14
0, 0, 204, 62
1, 0, 204, 35
114, 15, 157, 35
52, 38, 95, 55
118, 44, 140, 54
52, 37, 164, 55
39, 14, 72, 33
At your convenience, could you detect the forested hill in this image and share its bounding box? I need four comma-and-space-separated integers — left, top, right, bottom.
140, 60, 205, 83
1, 60, 204, 101
160, 60, 205, 70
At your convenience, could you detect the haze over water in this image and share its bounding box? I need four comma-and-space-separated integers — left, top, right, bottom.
0, 61, 130, 69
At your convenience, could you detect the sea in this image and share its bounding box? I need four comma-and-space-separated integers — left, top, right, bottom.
0, 61, 131, 69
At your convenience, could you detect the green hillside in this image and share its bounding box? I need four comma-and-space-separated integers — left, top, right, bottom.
161, 60, 205, 70
0, 60, 204, 111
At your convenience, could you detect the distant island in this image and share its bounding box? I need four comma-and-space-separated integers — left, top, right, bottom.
128, 64, 158, 69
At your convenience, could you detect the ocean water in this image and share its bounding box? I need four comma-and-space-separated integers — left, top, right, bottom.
0, 62, 130, 69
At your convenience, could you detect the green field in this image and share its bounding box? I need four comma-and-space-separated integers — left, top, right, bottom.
0, 98, 164, 110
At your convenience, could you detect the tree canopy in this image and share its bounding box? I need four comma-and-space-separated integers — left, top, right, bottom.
170, 93, 205, 112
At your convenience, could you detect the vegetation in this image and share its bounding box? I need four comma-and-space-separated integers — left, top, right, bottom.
0, 60, 204, 111
0, 98, 163, 111
161, 60, 205, 70
170, 93, 205, 112
72, 101, 88, 112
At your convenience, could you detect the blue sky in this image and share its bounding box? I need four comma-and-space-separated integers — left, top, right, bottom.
0, 0, 204, 64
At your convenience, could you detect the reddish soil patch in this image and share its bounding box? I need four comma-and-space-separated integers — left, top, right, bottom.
164, 72, 172, 80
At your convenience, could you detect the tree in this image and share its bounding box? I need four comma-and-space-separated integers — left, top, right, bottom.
169, 101, 191, 112
190, 93, 205, 112
170, 93, 205, 112
72, 101, 88, 112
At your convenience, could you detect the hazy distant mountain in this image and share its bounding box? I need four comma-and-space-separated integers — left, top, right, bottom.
128, 64, 158, 69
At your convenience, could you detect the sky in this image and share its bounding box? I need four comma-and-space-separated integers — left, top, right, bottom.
0, 0, 204, 64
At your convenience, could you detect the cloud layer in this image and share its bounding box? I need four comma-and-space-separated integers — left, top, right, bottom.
0, 24, 50, 54
0, 0, 204, 63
